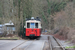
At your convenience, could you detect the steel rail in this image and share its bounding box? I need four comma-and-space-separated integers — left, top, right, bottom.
41, 41, 45, 50
23, 39, 36, 50
12, 40, 27, 50
48, 36, 53, 50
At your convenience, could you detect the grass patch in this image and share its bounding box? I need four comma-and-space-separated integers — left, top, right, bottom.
65, 46, 75, 49
0, 37, 20, 40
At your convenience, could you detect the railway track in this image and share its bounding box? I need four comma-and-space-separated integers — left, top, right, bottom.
12, 39, 45, 50
12, 40, 35, 50
11, 35, 65, 50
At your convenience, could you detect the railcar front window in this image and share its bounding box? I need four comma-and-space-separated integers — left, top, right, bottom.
30, 23, 35, 28
27, 23, 30, 28
35, 23, 38, 28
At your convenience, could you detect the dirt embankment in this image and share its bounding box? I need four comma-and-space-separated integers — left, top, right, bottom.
53, 27, 75, 43
42, 26, 75, 43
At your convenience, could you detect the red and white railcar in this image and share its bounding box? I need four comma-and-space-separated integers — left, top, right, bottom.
24, 17, 42, 38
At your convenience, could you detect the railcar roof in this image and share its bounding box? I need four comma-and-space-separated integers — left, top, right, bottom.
26, 20, 40, 23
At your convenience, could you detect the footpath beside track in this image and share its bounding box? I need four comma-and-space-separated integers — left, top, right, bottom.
48, 36, 65, 50
43, 35, 66, 50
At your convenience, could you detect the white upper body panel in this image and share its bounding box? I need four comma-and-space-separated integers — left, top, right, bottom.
25, 20, 42, 28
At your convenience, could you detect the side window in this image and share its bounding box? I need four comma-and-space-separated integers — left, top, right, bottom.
27, 23, 30, 28
35, 23, 38, 28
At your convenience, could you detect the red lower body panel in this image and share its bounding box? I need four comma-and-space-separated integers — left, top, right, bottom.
26, 28, 41, 36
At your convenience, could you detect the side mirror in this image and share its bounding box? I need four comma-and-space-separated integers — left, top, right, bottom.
24, 26, 26, 28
